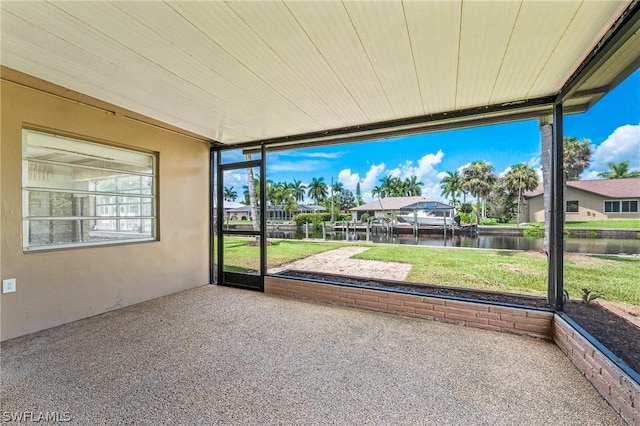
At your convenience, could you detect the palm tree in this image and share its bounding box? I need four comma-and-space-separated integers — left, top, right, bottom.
332, 181, 344, 195
439, 171, 463, 206
223, 186, 237, 202
597, 160, 640, 179
378, 175, 396, 197
371, 185, 383, 199
502, 163, 539, 223
244, 157, 259, 232
242, 175, 261, 206
403, 176, 423, 196
265, 180, 281, 207
461, 161, 497, 225
563, 137, 592, 181
288, 179, 307, 202
307, 177, 328, 204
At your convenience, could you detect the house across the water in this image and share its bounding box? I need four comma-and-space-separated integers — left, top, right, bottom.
350, 197, 454, 222
525, 178, 640, 222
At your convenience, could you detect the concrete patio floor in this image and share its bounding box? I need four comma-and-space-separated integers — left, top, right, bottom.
1, 285, 624, 425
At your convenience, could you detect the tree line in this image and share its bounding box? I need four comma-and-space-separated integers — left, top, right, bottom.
225, 136, 637, 223
439, 137, 639, 224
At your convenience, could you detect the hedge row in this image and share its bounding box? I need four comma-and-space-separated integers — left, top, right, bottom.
294, 213, 352, 226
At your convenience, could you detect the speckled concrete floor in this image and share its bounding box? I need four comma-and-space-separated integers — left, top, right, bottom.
1, 285, 623, 425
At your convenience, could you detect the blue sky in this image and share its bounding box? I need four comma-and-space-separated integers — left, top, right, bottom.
227, 69, 639, 203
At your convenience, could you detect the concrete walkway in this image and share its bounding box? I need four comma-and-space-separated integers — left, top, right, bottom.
270, 246, 412, 281
1, 285, 623, 425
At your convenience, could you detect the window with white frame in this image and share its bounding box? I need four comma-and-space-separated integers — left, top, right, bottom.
604, 200, 639, 214
22, 129, 157, 250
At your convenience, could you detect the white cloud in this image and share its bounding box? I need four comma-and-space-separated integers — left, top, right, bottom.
222, 170, 246, 186
582, 170, 601, 180
338, 168, 360, 190
268, 159, 327, 173
499, 166, 512, 178
340, 151, 448, 202
436, 171, 449, 180
338, 163, 386, 202
304, 151, 346, 159
362, 163, 386, 192
456, 162, 471, 173
381, 151, 446, 200
279, 150, 346, 159
387, 151, 445, 182
591, 124, 640, 172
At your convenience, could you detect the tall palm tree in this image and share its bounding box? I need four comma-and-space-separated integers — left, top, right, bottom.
288, 179, 307, 202
244, 156, 259, 232
265, 180, 280, 207
597, 160, 640, 179
563, 137, 592, 181
371, 185, 383, 199
378, 175, 396, 197
223, 186, 237, 202
332, 181, 344, 195
242, 175, 261, 205
461, 161, 497, 224
503, 163, 539, 223
307, 177, 328, 204
403, 176, 423, 196
439, 171, 463, 206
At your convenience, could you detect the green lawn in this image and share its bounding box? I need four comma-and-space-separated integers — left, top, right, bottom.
220, 238, 639, 306
221, 237, 357, 272
563, 220, 640, 229
482, 220, 640, 229
353, 245, 639, 305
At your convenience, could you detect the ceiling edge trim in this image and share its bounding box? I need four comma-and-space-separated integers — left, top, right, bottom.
222, 96, 555, 153
0, 66, 220, 146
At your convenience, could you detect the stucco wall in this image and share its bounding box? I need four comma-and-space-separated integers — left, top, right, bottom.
527, 187, 640, 222
1, 80, 210, 340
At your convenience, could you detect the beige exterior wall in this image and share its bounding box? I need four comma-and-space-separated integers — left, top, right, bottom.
1, 80, 210, 340
526, 187, 640, 222
526, 195, 546, 222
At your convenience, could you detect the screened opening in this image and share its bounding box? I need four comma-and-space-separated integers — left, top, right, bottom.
562, 68, 640, 376
22, 129, 157, 251
235, 118, 557, 309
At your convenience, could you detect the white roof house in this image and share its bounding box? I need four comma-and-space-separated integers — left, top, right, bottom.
350, 197, 454, 220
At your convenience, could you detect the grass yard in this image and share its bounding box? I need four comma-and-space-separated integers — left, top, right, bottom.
538, 220, 640, 229
352, 245, 639, 305
220, 238, 639, 306
221, 237, 356, 272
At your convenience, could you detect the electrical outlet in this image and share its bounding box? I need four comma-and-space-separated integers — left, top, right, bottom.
3, 278, 16, 294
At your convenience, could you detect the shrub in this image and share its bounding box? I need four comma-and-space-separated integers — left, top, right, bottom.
360, 213, 371, 223
458, 212, 472, 224
459, 202, 473, 214
523, 224, 544, 238
480, 218, 498, 225
294, 213, 331, 226
581, 288, 601, 305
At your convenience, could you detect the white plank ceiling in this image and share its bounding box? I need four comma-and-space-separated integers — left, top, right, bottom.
0, 1, 633, 145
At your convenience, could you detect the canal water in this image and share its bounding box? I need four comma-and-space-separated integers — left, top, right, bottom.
267, 230, 640, 255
